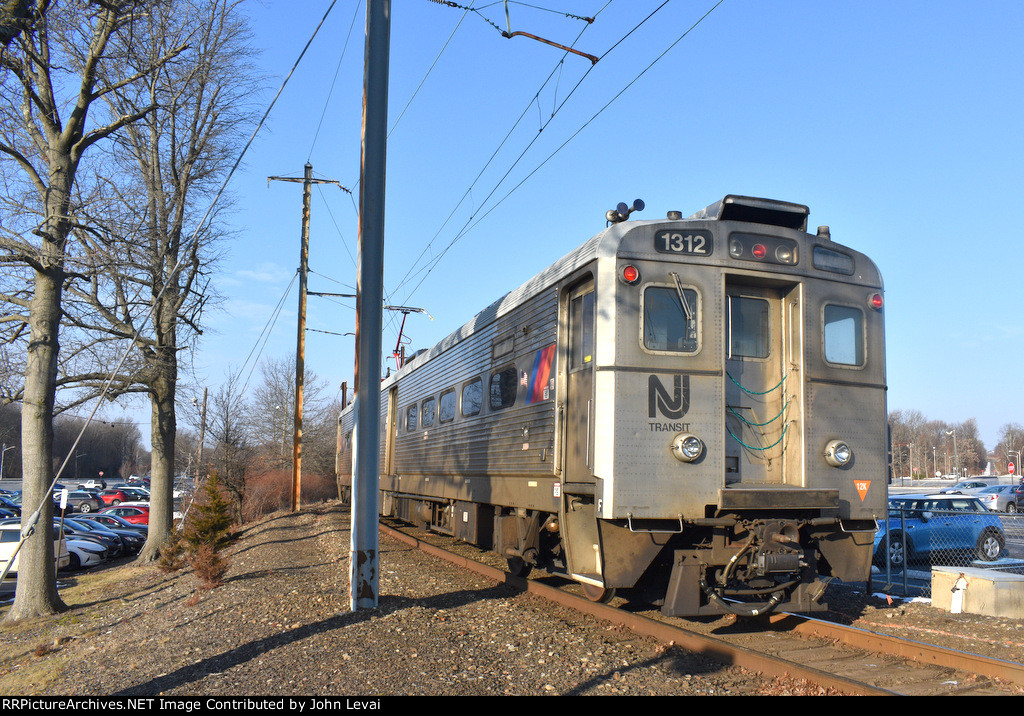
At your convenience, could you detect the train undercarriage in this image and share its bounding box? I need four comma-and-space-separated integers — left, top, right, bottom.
383, 492, 874, 618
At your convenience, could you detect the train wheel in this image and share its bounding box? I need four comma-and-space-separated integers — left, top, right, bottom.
581, 582, 616, 604
506, 556, 532, 579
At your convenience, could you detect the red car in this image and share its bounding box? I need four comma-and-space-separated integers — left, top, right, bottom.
99, 505, 149, 525
97, 489, 132, 506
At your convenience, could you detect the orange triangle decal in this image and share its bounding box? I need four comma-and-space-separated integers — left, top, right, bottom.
854, 480, 871, 501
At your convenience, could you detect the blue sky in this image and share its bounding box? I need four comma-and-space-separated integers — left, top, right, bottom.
118, 0, 1024, 452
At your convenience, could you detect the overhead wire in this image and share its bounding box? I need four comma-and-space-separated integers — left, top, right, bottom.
394, 0, 691, 304
308, 0, 363, 161
389, 0, 613, 306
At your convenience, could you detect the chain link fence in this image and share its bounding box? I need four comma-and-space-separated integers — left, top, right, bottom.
872, 497, 1024, 599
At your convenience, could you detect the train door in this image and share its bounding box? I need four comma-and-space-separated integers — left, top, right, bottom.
560, 277, 606, 593
564, 279, 595, 483
384, 385, 398, 476
724, 281, 799, 484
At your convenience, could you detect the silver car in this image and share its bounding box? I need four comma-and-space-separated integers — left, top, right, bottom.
939, 480, 994, 495
975, 484, 1024, 513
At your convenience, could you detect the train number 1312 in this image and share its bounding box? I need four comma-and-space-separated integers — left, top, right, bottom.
654, 230, 713, 256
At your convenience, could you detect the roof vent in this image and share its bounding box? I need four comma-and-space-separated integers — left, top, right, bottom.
688, 195, 809, 232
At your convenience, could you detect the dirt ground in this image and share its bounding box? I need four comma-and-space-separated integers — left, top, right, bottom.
0, 502, 1022, 696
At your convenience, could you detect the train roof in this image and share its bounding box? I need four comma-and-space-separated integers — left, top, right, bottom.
384, 195, 880, 386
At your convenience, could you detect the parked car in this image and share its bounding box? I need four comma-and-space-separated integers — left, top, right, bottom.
64, 490, 103, 513
938, 480, 993, 495
118, 488, 149, 502
97, 489, 133, 506
76, 513, 147, 537
975, 484, 1024, 513
64, 517, 143, 555
0, 495, 20, 516
0, 523, 71, 573
99, 504, 149, 525
63, 535, 107, 570
875, 494, 1005, 567
58, 519, 123, 558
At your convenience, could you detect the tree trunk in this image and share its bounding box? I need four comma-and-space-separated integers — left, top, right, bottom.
8, 267, 67, 618
138, 360, 176, 563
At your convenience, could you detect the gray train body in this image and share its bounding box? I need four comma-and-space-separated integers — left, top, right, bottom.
337, 195, 886, 617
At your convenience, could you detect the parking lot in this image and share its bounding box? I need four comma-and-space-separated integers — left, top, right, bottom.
877, 478, 1024, 596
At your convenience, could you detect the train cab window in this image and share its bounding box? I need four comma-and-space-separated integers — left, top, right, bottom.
569, 290, 595, 370
421, 398, 436, 427
439, 389, 456, 423
727, 295, 769, 358
462, 379, 483, 417
643, 286, 699, 353
490, 365, 518, 410
823, 304, 864, 366
406, 404, 418, 431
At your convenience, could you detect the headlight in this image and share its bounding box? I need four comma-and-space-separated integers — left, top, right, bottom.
671, 433, 704, 463
824, 439, 852, 467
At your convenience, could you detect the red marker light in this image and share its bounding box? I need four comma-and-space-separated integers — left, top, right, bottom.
752, 243, 767, 259
621, 265, 640, 284
870, 293, 883, 310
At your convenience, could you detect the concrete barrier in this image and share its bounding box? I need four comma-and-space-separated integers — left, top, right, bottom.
931, 566, 1024, 618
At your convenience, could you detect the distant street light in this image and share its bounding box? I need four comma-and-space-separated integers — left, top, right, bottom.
0, 445, 13, 481
946, 429, 959, 478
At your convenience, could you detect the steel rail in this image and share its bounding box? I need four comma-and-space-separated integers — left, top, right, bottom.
770, 611, 1024, 688
380, 523, 894, 696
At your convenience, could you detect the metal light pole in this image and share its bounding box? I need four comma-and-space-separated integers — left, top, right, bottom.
946, 429, 958, 478
0, 445, 12, 481
351, 0, 391, 612
1008, 449, 1021, 481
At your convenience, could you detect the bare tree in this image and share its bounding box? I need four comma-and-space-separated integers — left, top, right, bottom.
0, 0, 183, 620
62, 0, 258, 561
205, 368, 254, 521
249, 356, 339, 481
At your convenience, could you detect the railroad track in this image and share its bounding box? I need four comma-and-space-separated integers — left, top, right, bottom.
380, 519, 1024, 696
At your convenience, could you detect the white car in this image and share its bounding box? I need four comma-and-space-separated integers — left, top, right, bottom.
0, 524, 71, 573
63, 535, 107, 570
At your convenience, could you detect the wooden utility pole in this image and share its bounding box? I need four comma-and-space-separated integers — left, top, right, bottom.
269, 163, 345, 512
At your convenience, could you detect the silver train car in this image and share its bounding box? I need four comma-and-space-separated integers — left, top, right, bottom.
337, 195, 886, 617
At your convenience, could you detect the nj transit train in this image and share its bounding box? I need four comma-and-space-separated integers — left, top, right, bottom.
337, 195, 886, 617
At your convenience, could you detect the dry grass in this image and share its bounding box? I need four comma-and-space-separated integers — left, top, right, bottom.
0, 562, 173, 695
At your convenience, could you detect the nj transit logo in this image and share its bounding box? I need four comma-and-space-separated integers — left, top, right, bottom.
648, 374, 690, 419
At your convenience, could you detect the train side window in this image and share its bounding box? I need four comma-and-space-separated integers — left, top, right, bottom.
727, 295, 768, 358
439, 389, 456, 423
421, 398, 436, 427
406, 403, 418, 431
462, 378, 483, 417
643, 285, 699, 353
569, 290, 595, 370
823, 304, 864, 366
490, 365, 517, 410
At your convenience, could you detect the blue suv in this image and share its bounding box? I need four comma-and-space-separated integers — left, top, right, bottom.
874, 494, 1005, 567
